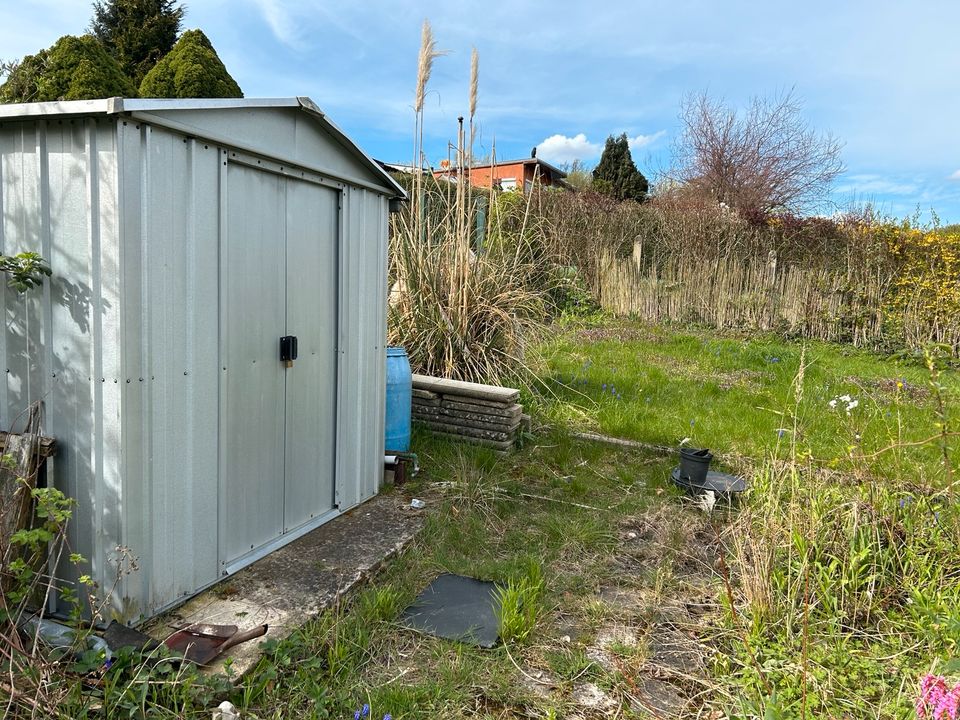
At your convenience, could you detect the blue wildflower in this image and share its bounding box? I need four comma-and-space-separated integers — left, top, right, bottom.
383, 716, 392, 720
690, 419, 696, 427
602, 383, 607, 390
362, 705, 370, 718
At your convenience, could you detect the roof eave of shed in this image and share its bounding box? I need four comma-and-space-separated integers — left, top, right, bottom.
0, 96, 407, 201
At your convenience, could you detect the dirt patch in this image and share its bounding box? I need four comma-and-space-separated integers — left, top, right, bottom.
574, 324, 666, 344
845, 375, 929, 401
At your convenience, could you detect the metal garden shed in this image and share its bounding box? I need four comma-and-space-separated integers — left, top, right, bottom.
0, 97, 405, 622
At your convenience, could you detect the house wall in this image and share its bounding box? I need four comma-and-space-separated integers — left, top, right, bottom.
434, 161, 559, 192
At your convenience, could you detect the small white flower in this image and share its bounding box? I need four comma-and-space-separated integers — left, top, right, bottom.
839, 394, 852, 403
846, 399, 859, 412
828, 399, 838, 409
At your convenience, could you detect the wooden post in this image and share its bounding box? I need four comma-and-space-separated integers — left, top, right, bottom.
765, 249, 778, 330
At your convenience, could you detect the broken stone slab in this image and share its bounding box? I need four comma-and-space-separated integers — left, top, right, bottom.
419, 429, 517, 452
412, 374, 519, 404
437, 394, 517, 409
411, 404, 522, 432
414, 419, 515, 442
632, 676, 688, 717
412, 389, 440, 406
441, 399, 522, 419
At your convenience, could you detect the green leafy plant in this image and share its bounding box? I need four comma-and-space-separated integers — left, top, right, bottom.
0, 252, 52, 292
495, 559, 544, 644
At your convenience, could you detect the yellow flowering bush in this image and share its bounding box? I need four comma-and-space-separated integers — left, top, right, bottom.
881, 223, 960, 348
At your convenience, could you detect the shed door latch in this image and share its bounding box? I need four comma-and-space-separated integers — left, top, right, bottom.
279, 335, 298, 368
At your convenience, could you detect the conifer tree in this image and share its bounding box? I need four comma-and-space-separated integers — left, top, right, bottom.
592, 133, 649, 203
0, 35, 136, 103
139, 29, 242, 98
90, 0, 184, 85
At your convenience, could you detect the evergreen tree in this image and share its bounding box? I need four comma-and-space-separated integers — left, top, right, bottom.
592, 133, 649, 203
0, 35, 137, 103
90, 0, 184, 86
139, 29, 242, 98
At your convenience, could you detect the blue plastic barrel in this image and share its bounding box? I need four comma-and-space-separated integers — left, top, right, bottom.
385, 346, 412, 452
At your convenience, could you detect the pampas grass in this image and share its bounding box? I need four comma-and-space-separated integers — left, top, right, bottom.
390, 28, 550, 384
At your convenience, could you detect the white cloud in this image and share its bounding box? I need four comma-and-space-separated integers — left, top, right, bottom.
835, 174, 919, 196
536, 133, 602, 165
949, 169, 960, 181
250, 0, 303, 48
627, 131, 666, 154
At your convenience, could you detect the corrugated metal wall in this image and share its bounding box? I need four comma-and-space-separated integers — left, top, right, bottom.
0, 117, 123, 613
115, 121, 221, 618
337, 186, 388, 511
0, 111, 391, 622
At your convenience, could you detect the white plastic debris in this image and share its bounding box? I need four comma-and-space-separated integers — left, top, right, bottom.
213, 701, 240, 720
696, 489, 717, 513
410, 498, 426, 509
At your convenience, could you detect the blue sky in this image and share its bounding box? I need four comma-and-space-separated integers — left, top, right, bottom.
3, 0, 959, 221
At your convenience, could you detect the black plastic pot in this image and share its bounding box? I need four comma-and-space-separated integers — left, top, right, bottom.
679, 447, 713, 486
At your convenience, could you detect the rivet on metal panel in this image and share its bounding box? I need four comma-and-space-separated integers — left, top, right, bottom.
183, 371, 188, 375
126, 379, 130, 383
139, 377, 143, 382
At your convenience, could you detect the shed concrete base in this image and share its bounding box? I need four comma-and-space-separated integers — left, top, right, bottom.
143, 492, 423, 676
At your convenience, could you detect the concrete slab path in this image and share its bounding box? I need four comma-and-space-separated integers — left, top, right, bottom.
144, 493, 424, 677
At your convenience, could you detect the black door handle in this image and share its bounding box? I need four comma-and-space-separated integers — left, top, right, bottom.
280, 336, 298, 367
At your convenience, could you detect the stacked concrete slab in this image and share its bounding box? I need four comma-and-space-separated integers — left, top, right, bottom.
411, 374, 529, 452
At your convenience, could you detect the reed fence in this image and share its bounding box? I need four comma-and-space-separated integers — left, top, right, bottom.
596, 245, 960, 351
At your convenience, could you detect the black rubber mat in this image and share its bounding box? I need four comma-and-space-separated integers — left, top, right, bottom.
671, 467, 747, 494
400, 573, 501, 648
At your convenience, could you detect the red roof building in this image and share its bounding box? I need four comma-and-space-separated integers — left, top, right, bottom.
433, 156, 568, 193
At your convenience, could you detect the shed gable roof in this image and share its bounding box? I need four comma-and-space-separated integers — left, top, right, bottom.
0, 97, 406, 200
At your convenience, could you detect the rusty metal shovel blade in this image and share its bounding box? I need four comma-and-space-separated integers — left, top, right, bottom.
164, 623, 268, 665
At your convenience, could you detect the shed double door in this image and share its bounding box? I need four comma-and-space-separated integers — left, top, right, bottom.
219, 163, 339, 570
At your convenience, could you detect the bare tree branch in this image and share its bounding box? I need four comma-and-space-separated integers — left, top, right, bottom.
674, 90, 844, 215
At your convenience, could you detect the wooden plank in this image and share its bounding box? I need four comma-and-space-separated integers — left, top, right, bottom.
411, 374, 519, 403
0, 431, 56, 458
0, 433, 42, 592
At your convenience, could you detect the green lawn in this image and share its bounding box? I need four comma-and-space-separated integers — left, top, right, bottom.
233, 320, 958, 719
22, 319, 958, 719
532, 319, 959, 483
